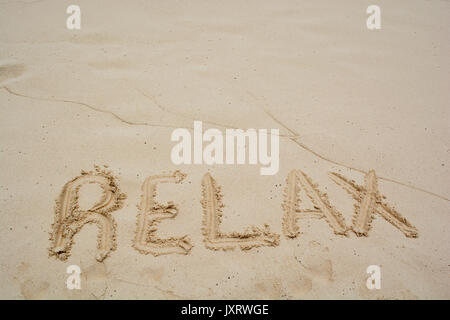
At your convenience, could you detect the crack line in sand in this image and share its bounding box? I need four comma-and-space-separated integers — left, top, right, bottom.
201, 173, 280, 250
251, 96, 449, 202
139, 89, 241, 130
329, 171, 418, 238
2, 85, 447, 202
133, 170, 193, 256
1, 86, 297, 139
138, 88, 298, 138
49, 166, 126, 262
0, 86, 182, 130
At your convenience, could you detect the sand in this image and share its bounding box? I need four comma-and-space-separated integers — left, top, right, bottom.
0, 0, 449, 299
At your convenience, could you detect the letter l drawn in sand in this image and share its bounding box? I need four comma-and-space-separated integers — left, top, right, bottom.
201, 173, 280, 250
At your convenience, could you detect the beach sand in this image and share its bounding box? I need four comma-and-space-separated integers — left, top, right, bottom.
0, 0, 449, 299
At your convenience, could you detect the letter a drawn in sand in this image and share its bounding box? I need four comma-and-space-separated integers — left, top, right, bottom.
201, 173, 280, 250
282, 170, 347, 238
329, 170, 418, 238
133, 171, 193, 256
49, 166, 126, 262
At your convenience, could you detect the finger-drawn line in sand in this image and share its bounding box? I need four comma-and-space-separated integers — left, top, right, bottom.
329, 171, 418, 238
282, 170, 347, 237
282, 170, 302, 238
247, 91, 449, 202
201, 173, 280, 250
49, 166, 126, 262
350, 170, 378, 236
133, 171, 193, 256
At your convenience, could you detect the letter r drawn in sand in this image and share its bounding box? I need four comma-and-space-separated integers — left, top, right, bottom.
49, 167, 126, 262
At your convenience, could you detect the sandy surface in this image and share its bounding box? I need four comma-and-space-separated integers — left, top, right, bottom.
0, 0, 449, 299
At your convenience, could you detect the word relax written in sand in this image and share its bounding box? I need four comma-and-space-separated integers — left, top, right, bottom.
49, 166, 418, 262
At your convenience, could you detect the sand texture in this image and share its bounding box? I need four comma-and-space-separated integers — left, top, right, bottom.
0, 0, 449, 299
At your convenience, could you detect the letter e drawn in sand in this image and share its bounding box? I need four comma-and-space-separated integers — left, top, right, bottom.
201, 173, 280, 251
329, 170, 418, 238
49, 166, 126, 262
282, 170, 348, 238
133, 171, 193, 256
